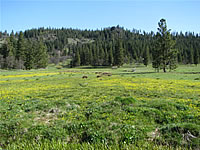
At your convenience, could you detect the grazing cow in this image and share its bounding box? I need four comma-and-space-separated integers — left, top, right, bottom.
96, 75, 102, 78
102, 72, 112, 76
95, 72, 102, 74
82, 75, 88, 79
102, 72, 109, 75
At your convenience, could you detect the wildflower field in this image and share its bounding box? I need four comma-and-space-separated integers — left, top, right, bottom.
0, 65, 200, 149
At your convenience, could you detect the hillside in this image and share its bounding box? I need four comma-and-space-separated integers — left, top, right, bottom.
0, 26, 200, 70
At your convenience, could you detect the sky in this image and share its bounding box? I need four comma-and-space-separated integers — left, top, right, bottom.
0, 0, 200, 33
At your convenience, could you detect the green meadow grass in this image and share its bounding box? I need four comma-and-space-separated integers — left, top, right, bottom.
0, 65, 200, 149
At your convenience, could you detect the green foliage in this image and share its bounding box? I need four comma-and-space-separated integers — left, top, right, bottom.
143, 46, 150, 66
108, 42, 114, 66
73, 50, 81, 67
1, 25, 200, 70
193, 47, 199, 65
0, 33, 48, 70
34, 40, 48, 68
55, 65, 63, 69
16, 31, 26, 61
114, 96, 136, 105
114, 39, 124, 67
160, 123, 200, 148
153, 19, 178, 72
24, 41, 35, 70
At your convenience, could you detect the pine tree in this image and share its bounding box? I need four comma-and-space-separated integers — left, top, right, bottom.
153, 19, 177, 72
91, 44, 98, 66
24, 41, 35, 70
0, 42, 9, 58
152, 41, 160, 72
88, 48, 93, 65
103, 48, 109, 66
96, 45, 100, 66
84, 46, 91, 65
143, 46, 150, 66
114, 39, 124, 67
177, 49, 182, 63
80, 46, 86, 65
34, 40, 48, 68
99, 44, 105, 65
0, 55, 4, 69
108, 42, 114, 66
188, 48, 194, 64
8, 31, 16, 57
73, 50, 81, 66
16, 31, 26, 61
194, 47, 199, 66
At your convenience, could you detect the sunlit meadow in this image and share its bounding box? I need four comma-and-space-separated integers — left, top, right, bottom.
0, 65, 200, 149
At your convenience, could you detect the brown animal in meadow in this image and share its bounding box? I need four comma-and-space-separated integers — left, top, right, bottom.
82, 75, 88, 79
95, 72, 102, 74
96, 75, 102, 78
102, 72, 112, 76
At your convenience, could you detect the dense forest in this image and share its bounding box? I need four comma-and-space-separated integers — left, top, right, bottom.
0, 25, 200, 70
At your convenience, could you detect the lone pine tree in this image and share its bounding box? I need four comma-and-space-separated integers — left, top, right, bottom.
153, 19, 178, 72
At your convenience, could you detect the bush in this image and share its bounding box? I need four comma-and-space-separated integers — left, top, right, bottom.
114, 96, 136, 105
56, 65, 63, 69
159, 123, 200, 148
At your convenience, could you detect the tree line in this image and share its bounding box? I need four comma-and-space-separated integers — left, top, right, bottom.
0, 20, 199, 70
0, 31, 48, 69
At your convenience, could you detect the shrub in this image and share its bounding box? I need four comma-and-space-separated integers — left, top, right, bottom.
114, 96, 136, 105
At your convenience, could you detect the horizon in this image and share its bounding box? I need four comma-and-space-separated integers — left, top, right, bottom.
1, 0, 200, 34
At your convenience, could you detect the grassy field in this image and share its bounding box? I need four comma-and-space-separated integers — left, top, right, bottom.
0, 65, 200, 149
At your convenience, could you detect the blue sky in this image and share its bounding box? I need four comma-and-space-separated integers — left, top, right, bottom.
1, 0, 200, 33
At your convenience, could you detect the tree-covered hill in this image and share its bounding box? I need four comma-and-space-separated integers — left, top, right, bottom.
0, 25, 199, 70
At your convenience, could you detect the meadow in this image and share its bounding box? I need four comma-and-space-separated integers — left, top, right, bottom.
0, 65, 200, 149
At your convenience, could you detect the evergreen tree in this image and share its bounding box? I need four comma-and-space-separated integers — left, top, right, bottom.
188, 48, 194, 64
84, 46, 92, 65
99, 44, 105, 65
7, 31, 16, 57
91, 44, 98, 66
194, 47, 199, 66
5, 56, 15, 69
153, 19, 177, 72
177, 49, 182, 63
24, 41, 35, 69
34, 40, 48, 68
143, 46, 150, 66
0, 42, 9, 58
108, 42, 114, 66
16, 31, 26, 61
114, 39, 124, 67
88, 48, 93, 65
95, 44, 100, 66
80, 46, 86, 65
73, 50, 81, 66
0, 55, 4, 69
103, 48, 109, 66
